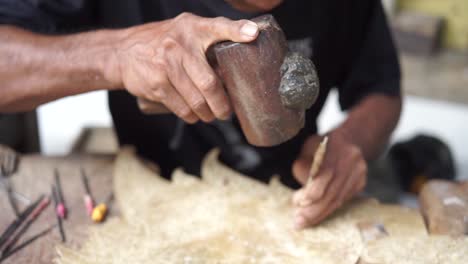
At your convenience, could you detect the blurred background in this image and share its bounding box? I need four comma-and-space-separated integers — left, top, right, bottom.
1, 0, 468, 197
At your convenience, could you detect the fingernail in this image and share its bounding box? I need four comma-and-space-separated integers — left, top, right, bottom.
241, 21, 259, 38
294, 216, 306, 230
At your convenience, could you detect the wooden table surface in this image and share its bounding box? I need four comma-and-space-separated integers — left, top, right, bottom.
0, 154, 116, 263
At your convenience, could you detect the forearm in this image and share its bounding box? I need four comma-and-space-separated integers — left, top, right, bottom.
0, 25, 121, 112
336, 94, 402, 160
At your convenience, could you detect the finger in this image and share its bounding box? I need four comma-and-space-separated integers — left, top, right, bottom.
292, 189, 305, 206
199, 17, 259, 49
292, 169, 333, 206
299, 169, 335, 206
166, 54, 216, 122
292, 158, 310, 185
183, 54, 232, 120
295, 158, 367, 229
147, 77, 199, 124
300, 135, 323, 159
294, 169, 348, 229
350, 160, 368, 196
312, 163, 366, 225
292, 136, 323, 183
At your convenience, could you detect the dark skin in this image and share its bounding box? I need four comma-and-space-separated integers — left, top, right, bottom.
0, 0, 402, 228
292, 95, 401, 229
0, 13, 259, 122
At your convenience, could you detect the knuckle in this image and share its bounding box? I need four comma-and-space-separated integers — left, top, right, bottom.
310, 187, 325, 201
160, 37, 179, 52
175, 12, 194, 22
212, 16, 229, 25
147, 73, 167, 88
348, 145, 361, 158
189, 97, 206, 111
177, 107, 192, 119
205, 16, 232, 35
152, 58, 167, 71
151, 87, 167, 101
198, 74, 218, 93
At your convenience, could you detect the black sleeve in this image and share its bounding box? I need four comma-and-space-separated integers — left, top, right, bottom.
337, 0, 401, 110
0, 0, 96, 33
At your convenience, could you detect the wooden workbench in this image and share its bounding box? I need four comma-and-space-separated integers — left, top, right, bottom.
0, 154, 115, 263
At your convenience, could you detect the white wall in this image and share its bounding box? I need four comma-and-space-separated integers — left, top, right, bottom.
37, 91, 112, 155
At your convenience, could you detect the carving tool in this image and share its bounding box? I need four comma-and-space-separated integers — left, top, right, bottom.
0, 224, 56, 262
0, 195, 43, 248
80, 168, 95, 216
306, 136, 329, 186
137, 14, 320, 147
54, 169, 67, 219
298, 136, 328, 207
0, 196, 50, 256
91, 192, 113, 223
51, 185, 66, 243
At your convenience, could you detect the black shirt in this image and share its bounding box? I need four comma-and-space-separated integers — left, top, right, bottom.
0, 0, 401, 188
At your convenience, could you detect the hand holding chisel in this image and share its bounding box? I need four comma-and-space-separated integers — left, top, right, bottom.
292, 131, 368, 229
293, 136, 328, 207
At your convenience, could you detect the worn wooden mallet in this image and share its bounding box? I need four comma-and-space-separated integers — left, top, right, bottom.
137, 14, 320, 147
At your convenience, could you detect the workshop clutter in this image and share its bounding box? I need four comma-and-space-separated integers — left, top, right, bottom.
0, 145, 112, 262
389, 134, 456, 194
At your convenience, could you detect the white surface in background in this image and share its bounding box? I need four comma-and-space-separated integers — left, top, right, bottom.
38, 90, 468, 179
37, 91, 112, 155
318, 90, 468, 180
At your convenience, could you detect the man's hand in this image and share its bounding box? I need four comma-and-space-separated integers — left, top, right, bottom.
291, 130, 367, 229
109, 13, 259, 124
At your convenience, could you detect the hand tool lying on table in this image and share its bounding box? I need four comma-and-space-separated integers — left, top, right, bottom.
419, 179, 468, 236
80, 168, 95, 216
0, 195, 50, 260
51, 186, 66, 243
0, 224, 56, 262
91, 192, 113, 223
0, 196, 43, 248
54, 169, 67, 219
137, 14, 320, 147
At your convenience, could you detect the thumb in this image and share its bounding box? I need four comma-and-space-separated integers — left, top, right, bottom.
292, 158, 310, 185
300, 135, 323, 158
200, 17, 259, 49
292, 135, 323, 184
